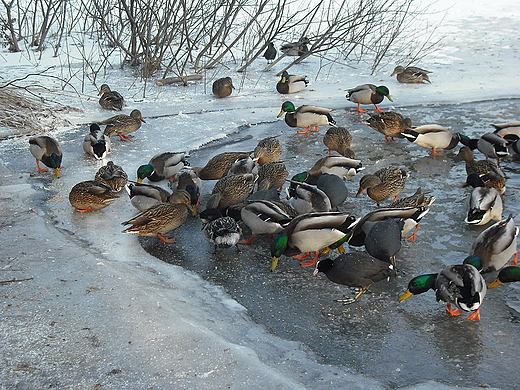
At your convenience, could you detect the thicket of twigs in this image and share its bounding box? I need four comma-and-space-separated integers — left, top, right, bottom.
0, 0, 441, 85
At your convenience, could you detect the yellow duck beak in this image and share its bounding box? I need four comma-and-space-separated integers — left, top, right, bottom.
54, 167, 61, 178
386, 94, 393, 102
270, 256, 279, 272
487, 279, 502, 289
277, 110, 285, 118
398, 290, 414, 302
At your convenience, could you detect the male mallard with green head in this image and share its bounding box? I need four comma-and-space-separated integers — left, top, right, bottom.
346, 84, 392, 113
276, 71, 308, 94
277, 101, 335, 133
29, 135, 63, 178
399, 263, 486, 320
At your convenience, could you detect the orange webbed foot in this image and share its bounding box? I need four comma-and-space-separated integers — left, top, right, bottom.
238, 235, 256, 245
76, 206, 94, 213
466, 307, 481, 321
404, 224, 420, 242
157, 233, 175, 243
374, 105, 385, 113
446, 304, 463, 317
299, 251, 320, 267
118, 134, 134, 141
298, 126, 312, 134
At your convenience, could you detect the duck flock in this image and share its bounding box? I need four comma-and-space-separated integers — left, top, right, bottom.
27, 64, 520, 322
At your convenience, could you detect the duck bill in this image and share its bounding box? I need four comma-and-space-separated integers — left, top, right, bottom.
54, 167, 61, 178
398, 290, 414, 302
386, 94, 393, 102
355, 187, 365, 197
137, 178, 143, 183
140, 117, 146, 123
270, 256, 279, 272
487, 279, 502, 289
277, 110, 286, 118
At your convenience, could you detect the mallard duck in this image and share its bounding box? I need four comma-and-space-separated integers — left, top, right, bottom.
402, 125, 460, 155
468, 214, 518, 273
277, 101, 335, 133
348, 206, 430, 246
316, 173, 348, 209
280, 37, 310, 56
121, 189, 191, 243
346, 84, 393, 113
457, 146, 506, 194
488, 266, 520, 288
98, 84, 125, 110
239, 199, 296, 244
256, 161, 290, 192
83, 124, 111, 160
286, 179, 332, 214
212, 77, 235, 98
465, 186, 502, 226
386, 188, 435, 241
254, 136, 282, 164
364, 218, 403, 265
101, 109, 146, 141
227, 156, 257, 176
356, 167, 408, 205
276, 71, 308, 94
398, 263, 486, 320
94, 161, 128, 192
270, 211, 358, 271
492, 121, 520, 137
390, 66, 431, 84
169, 167, 202, 214
69, 180, 118, 212
305, 156, 364, 183
323, 126, 355, 157
29, 135, 63, 178
137, 152, 188, 182
364, 111, 412, 142
314, 252, 395, 302
192, 151, 252, 180
476, 132, 509, 163
387, 187, 435, 209
206, 173, 257, 210
502, 134, 520, 155
199, 208, 242, 253
126, 182, 171, 211
263, 42, 277, 63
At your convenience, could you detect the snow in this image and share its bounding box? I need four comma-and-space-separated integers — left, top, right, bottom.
1, 0, 519, 388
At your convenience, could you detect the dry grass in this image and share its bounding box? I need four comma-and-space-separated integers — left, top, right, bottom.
0, 87, 80, 136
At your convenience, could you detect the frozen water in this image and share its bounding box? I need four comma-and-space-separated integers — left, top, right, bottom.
1, 0, 519, 388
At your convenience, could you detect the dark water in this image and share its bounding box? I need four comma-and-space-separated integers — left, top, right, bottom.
141, 99, 520, 389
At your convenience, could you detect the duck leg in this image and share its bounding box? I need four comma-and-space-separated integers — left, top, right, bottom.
298, 126, 312, 134
404, 224, 420, 242
299, 251, 320, 267
238, 235, 257, 245
446, 304, 463, 316
466, 307, 482, 321
374, 104, 385, 113
36, 160, 49, 172
157, 233, 175, 243
356, 103, 367, 113
310, 126, 319, 132
118, 134, 134, 141
506, 251, 519, 266
75, 206, 93, 213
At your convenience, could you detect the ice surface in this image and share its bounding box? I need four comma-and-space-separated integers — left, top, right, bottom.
1, 0, 519, 388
